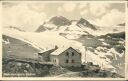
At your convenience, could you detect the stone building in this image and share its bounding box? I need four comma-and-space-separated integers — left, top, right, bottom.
50, 47, 81, 67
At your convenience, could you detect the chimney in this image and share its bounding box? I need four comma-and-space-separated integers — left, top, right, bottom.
55, 45, 58, 50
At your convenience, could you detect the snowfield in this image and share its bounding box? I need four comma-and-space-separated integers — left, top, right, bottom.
3, 27, 86, 62
3, 26, 124, 74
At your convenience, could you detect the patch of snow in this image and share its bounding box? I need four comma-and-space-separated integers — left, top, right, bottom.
118, 41, 124, 44
65, 34, 80, 39
85, 50, 114, 70
109, 48, 124, 57
2, 39, 10, 44
98, 39, 104, 41
43, 23, 57, 29
102, 42, 109, 46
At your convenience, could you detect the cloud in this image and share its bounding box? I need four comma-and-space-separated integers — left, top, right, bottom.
28, 3, 45, 13
3, 3, 47, 31
80, 9, 88, 16
89, 3, 110, 17
57, 7, 63, 12
57, 7, 64, 16
79, 3, 88, 16
78, 3, 88, 9
95, 9, 125, 27
57, 6, 64, 13
62, 3, 76, 12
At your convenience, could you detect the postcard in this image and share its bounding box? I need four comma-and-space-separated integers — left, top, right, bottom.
0, 0, 127, 79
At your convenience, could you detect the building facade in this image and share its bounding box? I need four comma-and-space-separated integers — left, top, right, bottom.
50, 47, 81, 67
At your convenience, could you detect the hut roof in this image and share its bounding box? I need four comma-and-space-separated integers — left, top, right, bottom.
51, 46, 81, 55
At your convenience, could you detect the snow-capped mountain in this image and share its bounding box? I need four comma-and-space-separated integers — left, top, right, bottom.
3, 16, 125, 77
48, 16, 71, 26
36, 16, 124, 39
36, 16, 71, 32
36, 16, 98, 32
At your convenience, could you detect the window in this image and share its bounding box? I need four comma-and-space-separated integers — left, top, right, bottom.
72, 60, 74, 63
66, 60, 69, 63
66, 52, 69, 56
53, 59, 56, 63
72, 52, 74, 56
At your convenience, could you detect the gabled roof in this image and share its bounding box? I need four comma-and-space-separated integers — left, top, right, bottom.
51, 46, 81, 55
38, 46, 58, 55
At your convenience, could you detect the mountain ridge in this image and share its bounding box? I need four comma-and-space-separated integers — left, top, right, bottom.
35, 16, 99, 33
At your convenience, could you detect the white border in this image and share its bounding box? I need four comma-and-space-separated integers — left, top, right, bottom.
0, 0, 2, 79
0, 0, 127, 80
125, 0, 128, 80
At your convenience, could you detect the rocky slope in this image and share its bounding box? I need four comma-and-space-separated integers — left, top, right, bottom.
76, 32, 125, 76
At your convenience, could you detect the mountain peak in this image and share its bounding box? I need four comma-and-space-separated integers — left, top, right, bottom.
79, 18, 90, 24
48, 16, 71, 26
77, 18, 97, 30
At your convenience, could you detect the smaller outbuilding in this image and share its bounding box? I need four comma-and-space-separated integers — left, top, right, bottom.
38, 46, 58, 62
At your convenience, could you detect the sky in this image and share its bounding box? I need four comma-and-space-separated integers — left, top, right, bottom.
2, 1, 126, 31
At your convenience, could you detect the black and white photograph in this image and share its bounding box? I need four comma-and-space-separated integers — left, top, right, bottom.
2, 1, 126, 78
